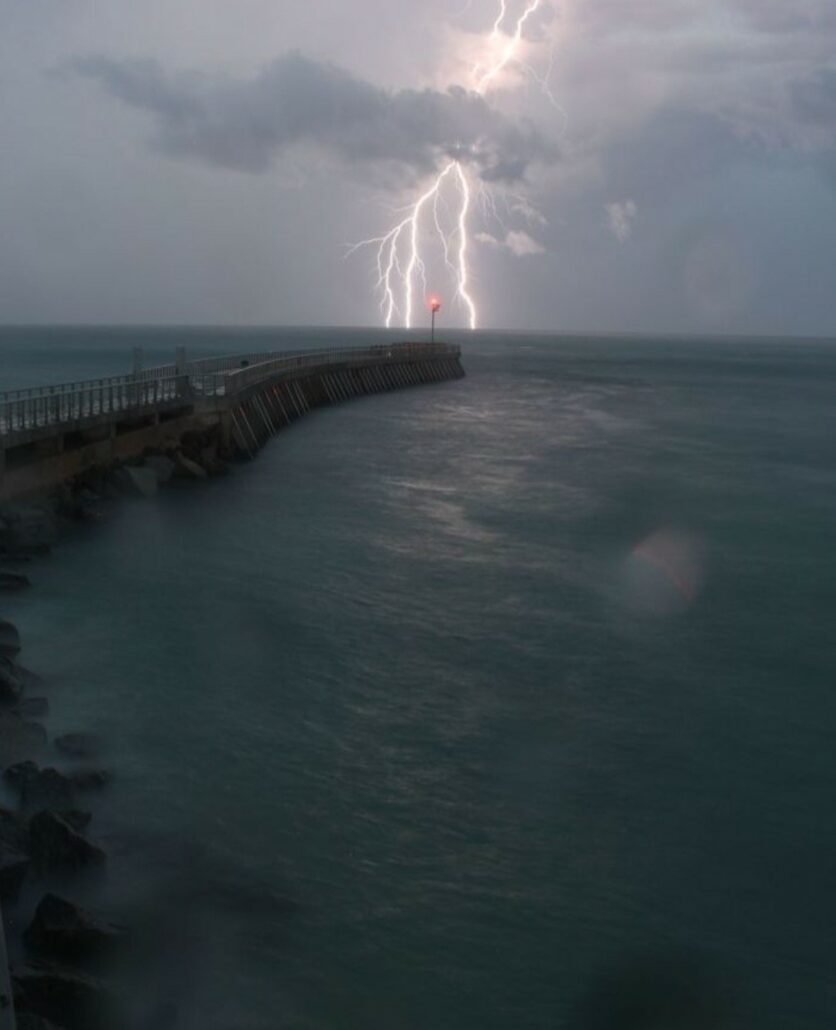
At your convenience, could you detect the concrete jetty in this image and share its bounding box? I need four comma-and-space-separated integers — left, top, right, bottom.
0, 341, 465, 500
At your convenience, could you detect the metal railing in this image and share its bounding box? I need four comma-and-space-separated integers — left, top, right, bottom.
0, 342, 460, 440
191, 342, 459, 396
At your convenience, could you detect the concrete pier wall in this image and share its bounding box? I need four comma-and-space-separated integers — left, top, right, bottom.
0, 347, 464, 502
225, 356, 464, 457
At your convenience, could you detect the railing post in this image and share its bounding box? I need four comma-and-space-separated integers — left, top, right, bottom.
175, 346, 189, 399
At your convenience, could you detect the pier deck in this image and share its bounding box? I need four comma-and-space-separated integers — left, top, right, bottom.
0, 341, 464, 500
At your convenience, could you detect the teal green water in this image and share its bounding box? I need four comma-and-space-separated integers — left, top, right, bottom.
2, 328, 836, 1027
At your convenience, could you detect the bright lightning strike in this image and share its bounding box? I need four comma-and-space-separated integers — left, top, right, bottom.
474, 0, 544, 95
351, 0, 551, 331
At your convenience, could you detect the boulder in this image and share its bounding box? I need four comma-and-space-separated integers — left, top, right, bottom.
6, 762, 109, 808
0, 806, 32, 901
172, 452, 208, 480
143, 454, 176, 484
0, 713, 47, 767
112, 466, 158, 498
28, 812, 106, 875
0, 847, 29, 901
54, 733, 103, 761
60, 811, 91, 833
5, 764, 75, 810
0, 805, 29, 852
0, 660, 23, 706
13, 965, 114, 1030
0, 571, 30, 591
25, 893, 125, 963
0, 619, 21, 657
0, 507, 56, 553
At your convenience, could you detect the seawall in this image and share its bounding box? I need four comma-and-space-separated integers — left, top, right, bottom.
0, 343, 465, 502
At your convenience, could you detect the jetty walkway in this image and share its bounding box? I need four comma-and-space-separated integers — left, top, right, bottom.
0, 342, 464, 501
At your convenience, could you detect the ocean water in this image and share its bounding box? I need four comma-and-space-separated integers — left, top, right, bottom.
1, 327, 836, 1028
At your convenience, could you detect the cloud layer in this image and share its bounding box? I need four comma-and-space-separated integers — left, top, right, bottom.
73, 51, 553, 183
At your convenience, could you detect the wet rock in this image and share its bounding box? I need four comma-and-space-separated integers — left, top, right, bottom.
6, 763, 110, 805
13, 964, 114, 1030
25, 893, 125, 963
0, 619, 21, 657
5, 764, 75, 810
144, 454, 176, 484
0, 507, 56, 557
0, 660, 23, 706
54, 733, 103, 761
0, 571, 30, 591
0, 714, 47, 766
0, 806, 32, 901
172, 452, 208, 480
0, 805, 29, 852
16, 697, 49, 720
61, 811, 91, 834
0, 849, 29, 901
28, 812, 107, 875
112, 466, 158, 498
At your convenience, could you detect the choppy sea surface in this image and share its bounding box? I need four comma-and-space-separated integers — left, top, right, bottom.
1, 326, 836, 1028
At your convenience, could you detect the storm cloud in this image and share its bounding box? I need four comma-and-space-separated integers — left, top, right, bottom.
72, 51, 552, 183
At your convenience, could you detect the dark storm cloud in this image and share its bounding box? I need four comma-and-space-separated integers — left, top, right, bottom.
72, 51, 552, 183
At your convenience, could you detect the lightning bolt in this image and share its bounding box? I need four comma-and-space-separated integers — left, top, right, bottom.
351, 0, 550, 331
474, 0, 544, 95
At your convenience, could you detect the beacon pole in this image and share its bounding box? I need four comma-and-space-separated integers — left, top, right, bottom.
430, 297, 441, 343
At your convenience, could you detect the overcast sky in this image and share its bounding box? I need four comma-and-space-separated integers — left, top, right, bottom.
2, 0, 836, 334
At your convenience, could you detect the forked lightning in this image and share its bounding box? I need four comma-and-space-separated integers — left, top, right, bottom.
351, 0, 549, 330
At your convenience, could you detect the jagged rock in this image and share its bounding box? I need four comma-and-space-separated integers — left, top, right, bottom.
16, 697, 49, 719
54, 733, 103, 761
0, 714, 47, 766
172, 452, 208, 480
112, 466, 158, 498
5, 764, 74, 810
0, 848, 29, 901
25, 893, 125, 963
0, 619, 21, 657
0, 806, 32, 901
0, 507, 55, 558
61, 811, 91, 833
28, 812, 106, 874
0, 571, 30, 591
0, 659, 23, 706
143, 454, 176, 484
0, 805, 29, 851
5, 763, 109, 809
13, 964, 114, 1030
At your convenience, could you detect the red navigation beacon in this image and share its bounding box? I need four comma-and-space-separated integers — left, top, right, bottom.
429, 296, 441, 341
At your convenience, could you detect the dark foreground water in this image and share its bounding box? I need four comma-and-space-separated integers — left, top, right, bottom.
2, 327, 836, 1028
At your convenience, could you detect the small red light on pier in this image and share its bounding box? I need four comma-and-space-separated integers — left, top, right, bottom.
429, 296, 442, 313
